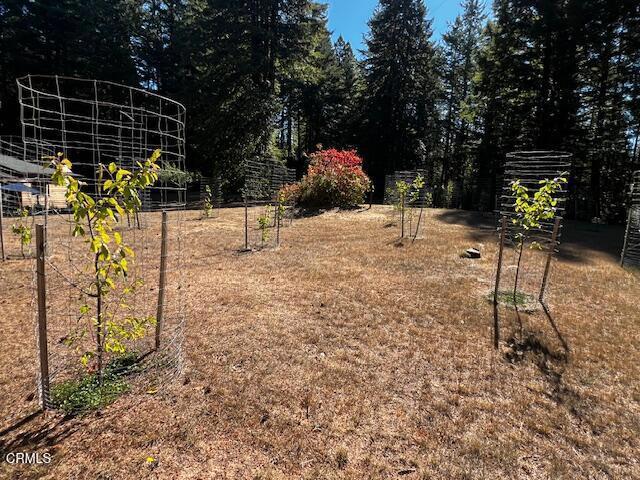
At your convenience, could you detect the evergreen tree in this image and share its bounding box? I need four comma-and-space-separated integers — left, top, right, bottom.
439, 0, 486, 207
361, 0, 440, 194
330, 36, 364, 149
0, 0, 138, 135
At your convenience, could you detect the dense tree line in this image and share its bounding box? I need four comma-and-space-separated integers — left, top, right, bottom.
0, 0, 638, 220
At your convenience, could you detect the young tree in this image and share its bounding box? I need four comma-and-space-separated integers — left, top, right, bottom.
51, 151, 161, 382
510, 175, 568, 306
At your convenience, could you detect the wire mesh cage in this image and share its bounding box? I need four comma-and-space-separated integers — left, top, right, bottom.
383, 170, 431, 240
17, 75, 187, 410
198, 175, 223, 219
621, 170, 640, 268
242, 157, 296, 250
498, 151, 572, 247
494, 151, 572, 307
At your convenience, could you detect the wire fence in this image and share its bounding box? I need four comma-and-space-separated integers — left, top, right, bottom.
383, 169, 432, 240
15, 75, 187, 410
621, 170, 640, 268
242, 157, 296, 250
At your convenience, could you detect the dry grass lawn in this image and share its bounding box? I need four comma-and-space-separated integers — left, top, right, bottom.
1, 206, 639, 479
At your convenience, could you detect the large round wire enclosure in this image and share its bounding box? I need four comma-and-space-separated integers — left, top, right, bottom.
621, 171, 640, 268
494, 151, 572, 307
17, 75, 187, 410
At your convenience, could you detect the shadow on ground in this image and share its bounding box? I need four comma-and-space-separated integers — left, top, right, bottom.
436, 209, 626, 264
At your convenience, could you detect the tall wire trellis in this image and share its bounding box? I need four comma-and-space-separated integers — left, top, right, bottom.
494, 151, 572, 307
242, 157, 296, 250
383, 170, 431, 240
17, 75, 187, 408
621, 170, 640, 268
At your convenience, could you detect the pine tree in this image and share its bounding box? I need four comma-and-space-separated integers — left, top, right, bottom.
361, 0, 440, 194
331, 37, 364, 149
0, 0, 138, 134
439, 0, 486, 207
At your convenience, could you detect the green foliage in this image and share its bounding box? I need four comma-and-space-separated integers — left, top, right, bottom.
50, 354, 138, 415
511, 175, 569, 248
11, 207, 32, 258
158, 164, 196, 187
510, 174, 568, 306
203, 185, 214, 218
362, 0, 440, 180
394, 174, 426, 238
51, 150, 161, 380
257, 205, 273, 247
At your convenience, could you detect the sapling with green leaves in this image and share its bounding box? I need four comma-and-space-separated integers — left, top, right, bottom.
203, 185, 214, 218
52, 150, 162, 383
510, 174, 568, 307
257, 205, 272, 247
11, 207, 32, 258
394, 174, 425, 238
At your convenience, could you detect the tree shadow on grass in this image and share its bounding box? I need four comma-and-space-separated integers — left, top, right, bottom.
0, 411, 78, 454
558, 220, 625, 264
436, 209, 626, 265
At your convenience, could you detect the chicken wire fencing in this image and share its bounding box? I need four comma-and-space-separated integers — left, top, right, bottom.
383, 170, 431, 240
242, 157, 296, 250
493, 152, 572, 309
621, 170, 640, 268
17, 75, 187, 410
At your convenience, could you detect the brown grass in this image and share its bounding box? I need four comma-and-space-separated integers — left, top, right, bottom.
1, 206, 639, 479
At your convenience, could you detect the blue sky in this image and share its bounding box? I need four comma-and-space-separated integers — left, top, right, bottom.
325, 0, 487, 56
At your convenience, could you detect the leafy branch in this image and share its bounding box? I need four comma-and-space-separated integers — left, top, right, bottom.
51, 150, 162, 382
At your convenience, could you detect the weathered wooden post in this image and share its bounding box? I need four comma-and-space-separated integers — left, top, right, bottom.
492, 216, 508, 349
400, 195, 405, 239
539, 217, 561, 303
155, 211, 168, 350
494, 217, 508, 305
35, 224, 50, 409
620, 208, 632, 267
244, 199, 249, 250
275, 203, 281, 248
0, 185, 5, 261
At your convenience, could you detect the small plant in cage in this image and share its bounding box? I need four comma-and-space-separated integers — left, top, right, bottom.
11, 207, 32, 258
257, 205, 273, 248
394, 173, 425, 238
509, 174, 568, 307
203, 185, 214, 218
51, 150, 162, 390
277, 189, 287, 223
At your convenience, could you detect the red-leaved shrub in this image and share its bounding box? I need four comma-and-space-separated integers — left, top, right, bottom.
282, 149, 371, 209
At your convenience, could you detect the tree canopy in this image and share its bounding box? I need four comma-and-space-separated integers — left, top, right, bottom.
0, 0, 638, 221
